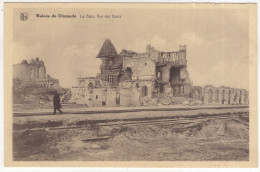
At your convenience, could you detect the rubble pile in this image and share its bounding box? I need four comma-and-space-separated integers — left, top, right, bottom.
139, 93, 204, 106
152, 93, 201, 106
140, 97, 158, 106
13, 79, 69, 105
61, 89, 72, 103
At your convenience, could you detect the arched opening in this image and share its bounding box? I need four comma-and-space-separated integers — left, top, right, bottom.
194, 89, 199, 99
169, 67, 180, 84
39, 67, 44, 79
228, 90, 232, 104
215, 90, 219, 102
30, 68, 34, 80
125, 67, 133, 81
208, 89, 213, 103
234, 93, 237, 103
222, 90, 225, 104
141, 86, 148, 97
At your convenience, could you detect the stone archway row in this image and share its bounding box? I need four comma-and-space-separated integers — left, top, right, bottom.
191, 85, 249, 105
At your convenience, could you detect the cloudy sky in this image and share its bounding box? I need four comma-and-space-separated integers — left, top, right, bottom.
12, 6, 249, 89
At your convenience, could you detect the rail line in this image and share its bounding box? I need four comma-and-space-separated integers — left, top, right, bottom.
13, 110, 249, 132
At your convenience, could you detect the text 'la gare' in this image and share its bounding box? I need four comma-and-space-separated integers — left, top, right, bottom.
80, 14, 121, 18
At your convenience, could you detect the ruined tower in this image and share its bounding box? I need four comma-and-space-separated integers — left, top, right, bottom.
96, 39, 123, 86
13, 57, 59, 88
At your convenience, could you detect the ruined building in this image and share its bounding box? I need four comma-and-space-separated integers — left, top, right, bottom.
13, 57, 59, 88
71, 39, 249, 107
96, 39, 123, 86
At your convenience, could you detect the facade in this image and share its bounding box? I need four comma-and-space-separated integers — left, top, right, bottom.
70, 39, 249, 107
13, 57, 59, 88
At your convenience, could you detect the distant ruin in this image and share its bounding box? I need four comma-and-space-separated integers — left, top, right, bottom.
13, 57, 59, 89
70, 39, 249, 107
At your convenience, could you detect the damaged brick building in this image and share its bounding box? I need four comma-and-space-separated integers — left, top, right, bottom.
71, 39, 249, 107
13, 57, 59, 89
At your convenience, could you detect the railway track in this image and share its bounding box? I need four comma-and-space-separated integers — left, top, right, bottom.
13, 111, 248, 132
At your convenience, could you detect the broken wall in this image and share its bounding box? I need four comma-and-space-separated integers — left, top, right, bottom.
89, 88, 103, 107
203, 86, 249, 105
191, 86, 203, 100
70, 87, 103, 107
180, 67, 191, 84
118, 80, 155, 107
106, 88, 118, 107
120, 87, 140, 107
156, 65, 170, 83
123, 56, 156, 81
146, 44, 159, 61
203, 85, 215, 104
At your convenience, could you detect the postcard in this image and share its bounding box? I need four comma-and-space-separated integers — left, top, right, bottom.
4, 3, 257, 167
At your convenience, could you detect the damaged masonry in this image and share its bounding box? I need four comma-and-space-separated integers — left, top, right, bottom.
70, 39, 249, 107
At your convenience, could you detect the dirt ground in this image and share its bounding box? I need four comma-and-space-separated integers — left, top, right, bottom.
13, 111, 249, 161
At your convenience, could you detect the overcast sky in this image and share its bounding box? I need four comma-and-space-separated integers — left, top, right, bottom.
12, 7, 249, 89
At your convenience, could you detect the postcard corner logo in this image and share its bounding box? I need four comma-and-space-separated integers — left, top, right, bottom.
20, 12, 28, 21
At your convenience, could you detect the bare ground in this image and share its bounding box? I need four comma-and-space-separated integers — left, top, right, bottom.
13, 111, 249, 161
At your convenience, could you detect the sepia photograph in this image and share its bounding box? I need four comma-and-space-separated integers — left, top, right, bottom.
3, 2, 258, 167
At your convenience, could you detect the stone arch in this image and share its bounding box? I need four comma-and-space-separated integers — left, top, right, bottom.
192, 86, 202, 100
193, 89, 199, 99
203, 85, 215, 104
125, 67, 133, 80
218, 87, 229, 105
221, 89, 225, 104
215, 89, 220, 103
233, 89, 240, 104
239, 89, 246, 104
208, 89, 213, 103
39, 67, 45, 78
228, 89, 232, 104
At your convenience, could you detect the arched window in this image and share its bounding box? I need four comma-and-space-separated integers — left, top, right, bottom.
222, 90, 225, 104
194, 89, 199, 99
215, 90, 219, 102
208, 89, 213, 103
228, 90, 232, 104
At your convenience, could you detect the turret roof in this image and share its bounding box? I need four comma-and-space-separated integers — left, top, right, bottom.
96, 39, 118, 58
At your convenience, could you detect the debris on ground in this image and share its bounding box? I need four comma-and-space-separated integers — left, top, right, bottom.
12, 112, 249, 161
13, 79, 70, 110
